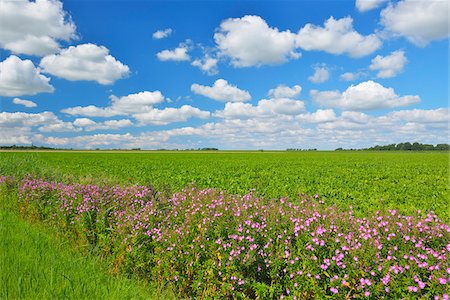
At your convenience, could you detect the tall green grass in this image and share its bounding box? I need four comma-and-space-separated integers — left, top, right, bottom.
0, 186, 174, 300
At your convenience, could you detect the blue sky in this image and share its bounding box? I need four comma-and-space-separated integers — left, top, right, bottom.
0, 0, 448, 150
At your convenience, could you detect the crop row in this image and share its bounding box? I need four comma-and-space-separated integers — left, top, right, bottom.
1, 175, 449, 299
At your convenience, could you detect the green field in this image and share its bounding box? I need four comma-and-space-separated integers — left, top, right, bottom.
0, 151, 448, 220
1, 150, 449, 298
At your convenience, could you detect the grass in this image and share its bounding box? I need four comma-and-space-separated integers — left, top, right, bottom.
0, 187, 174, 300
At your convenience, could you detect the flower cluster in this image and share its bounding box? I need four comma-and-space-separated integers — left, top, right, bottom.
4, 177, 449, 299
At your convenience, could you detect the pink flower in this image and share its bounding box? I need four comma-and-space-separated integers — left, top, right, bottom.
408, 286, 418, 292
438, 278, 447, 284
330, 287, 338, 294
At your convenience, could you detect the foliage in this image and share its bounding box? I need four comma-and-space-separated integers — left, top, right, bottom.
0, 181, 174, 300
4, 176, 449, 299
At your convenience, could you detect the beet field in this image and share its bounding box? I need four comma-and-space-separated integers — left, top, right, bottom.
0, 151, 449, 299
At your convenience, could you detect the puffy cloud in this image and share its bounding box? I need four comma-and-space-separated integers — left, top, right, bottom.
191, 55, 218, 75
61, 91, 165, 117
356, 0, 388, 12
296, 16, 381, 57
308, 66, 330, 83
12, 106, 448, 150
340, 71, 367, 81
369, 50, 407, 78
0, 55, 54, 97
191, 79, 251, 102
13, 98, 37, 108
297, 109, 337, 123
108, 91, 165, 114
152, 28, 173, 39
214, 15, 299, 67
73, 118, 96, 127
387, 108, 449, 123
133, 105, 210, 125
311, 80, 420, 110
268, 84, 302, 99
380, 0, 449, 46
215, 98, 305, 119
0, 0, 76, 56
74, 118, 133, 131
156, 45, 190, 61
40, 43, 130, 84
0, 111, 77, 133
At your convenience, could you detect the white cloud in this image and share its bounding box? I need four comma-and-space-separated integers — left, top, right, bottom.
0, 111, 77, 133
356, 0, 388, 12
74, 118, 133, 131
340, 71, 367, 81
191, 55, 218, 75
311, 80, 420, 110
258, 98, 305, 115
308, 66, 330, 83
73, 118, 96, 127
297, 109, 337, 123
156, 45, 190, 61
152, 28, 173, 40
296, 16, 382, 57
0, 55, 54, 97
12, 106, 448, 150
133, 105, 210, 125
0, 0, 76, 56
369, 50, 407, 78
214, 15, 299, 67
40, 43, 130, 84
109, 91, 165, 114
380, 0, 449, 46
191, 79, 251, 102
13, 97, 37, 108
61, 91, 165, 117
268, 84, 302, 99
215, 98, 305, 119
387, 108, 449, 123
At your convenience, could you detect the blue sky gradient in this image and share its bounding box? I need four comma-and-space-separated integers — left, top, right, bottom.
0, 0, 448, 149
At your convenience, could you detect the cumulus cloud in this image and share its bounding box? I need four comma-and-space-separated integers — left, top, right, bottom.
387, 108, 449, 123
311, 80, 420, 110
356, 0, 388, 12
369, 50, 407, 78
380, 0, 449, 46
215, 98, 305, 119
11, 106, 448, 150
191, 55, 218, 75
156, 43, 190, 61
74, 118, 133, 131
0, 0, 76, 56
61, 91, 165, 117
133, 105, 210, 125
40, 43, 130, 84
308, 66, 330, 83
191, 79, 251, 102
268, 84, 302, 99
297, 109, 337, 123
340, 71, 367, 81
13, 98, 37, 108
0, 111, 77, 133
214, 15, 299, 67
296, 16, 382, 57
152, 28, 173, 39
0, 55, 54, 97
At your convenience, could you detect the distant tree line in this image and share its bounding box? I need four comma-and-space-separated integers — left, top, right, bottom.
0, 145, 67, 150
286, 148, 318, 151
335, 142, 450, 151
